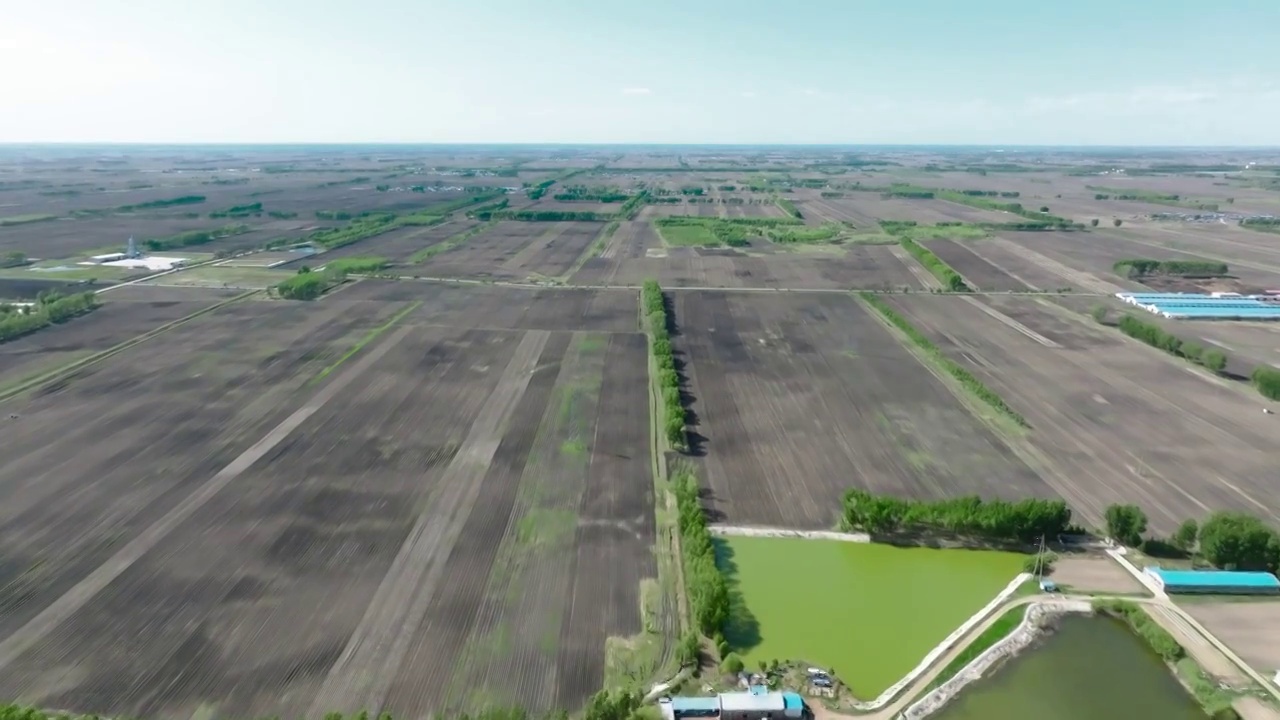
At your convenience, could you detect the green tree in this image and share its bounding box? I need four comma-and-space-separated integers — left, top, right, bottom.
0, 251, 26, 268
1173, 519, 1199, 552
1113, 218, 1123, 227
1105, 504, 1147, 546
1090, 305, 1107, 323
1090, 218, 1100, 227
721, 653, 745, 674
1199, 511, 1280, 572
1039, 206, 1050, 213
1202, 349, 1227, 373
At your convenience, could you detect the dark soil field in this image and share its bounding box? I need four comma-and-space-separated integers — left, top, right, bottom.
0, 286, 239, 382
417, 221, 603, 280
671, 291, 1048, 529
573, 243, 924, 290
314, 218, 481, 264
924, 238, 1032, 291
0, 285, 660, 719
883, 294, 1280, 532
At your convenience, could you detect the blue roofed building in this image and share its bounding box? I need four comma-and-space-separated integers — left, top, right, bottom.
1145, 567, 1280, 595
660, 691, 810, 720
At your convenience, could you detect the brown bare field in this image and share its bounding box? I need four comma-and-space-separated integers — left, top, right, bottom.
1108, 223, 1280, 288
824, 193, 1016, 224
924, 238, 1031, 291
1184, 601, 1280, 673
314, 218, 481, 263
883, 294, 1280, 531
416, 221, 604, 280
1050, 556, 1144, 594
0, 286, 240, 381
573, 244, 925, 290
525, 200, 623, 214
341, 282, 642, 334
671, 291, 1048, 529
0, 286, 660, 719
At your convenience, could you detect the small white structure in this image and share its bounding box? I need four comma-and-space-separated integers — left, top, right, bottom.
101, 256, 186, 271
89, 253, 127, 263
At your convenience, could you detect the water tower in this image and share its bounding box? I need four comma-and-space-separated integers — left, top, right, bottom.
126, 236, 139, 258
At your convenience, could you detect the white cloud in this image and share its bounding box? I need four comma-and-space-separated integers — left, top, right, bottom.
621, 87, 652, 96
741, 91, 757, 99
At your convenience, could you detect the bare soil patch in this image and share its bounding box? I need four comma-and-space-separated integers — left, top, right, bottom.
1050, 556, 1144, 594
885, 294, 1280, 532
673, 291, 1047, 529
1185, 601, 1280, 674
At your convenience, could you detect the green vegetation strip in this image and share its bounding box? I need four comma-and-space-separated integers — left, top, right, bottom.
840, 489, 1071, 542
0, 292, 101, 344
410, 220, 498, 263
642, 280, 686, 447
1093, 600, 1242, 716
0, 290, 257, 404
924, 605, 1028, 693
671, 466, 730, 641
858, 292, 1028, 427
322, 256, 390, 274
775, 196, 802, 219
1113, 259, 1228, 277
1255, 364, 1280, 400
897, 237, 972, 291
310, 301, 420, 384
1107, 313, 1227, 373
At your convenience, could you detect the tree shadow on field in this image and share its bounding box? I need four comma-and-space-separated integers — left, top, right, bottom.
699, 485, 728, 524
714, 537, 762, 653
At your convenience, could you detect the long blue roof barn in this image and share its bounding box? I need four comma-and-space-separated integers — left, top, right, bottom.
1145, 567, 1280, 594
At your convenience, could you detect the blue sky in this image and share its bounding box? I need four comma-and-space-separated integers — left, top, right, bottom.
3, 0, 1279, 145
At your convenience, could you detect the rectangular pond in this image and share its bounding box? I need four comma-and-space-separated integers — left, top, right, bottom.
716, 536, 1023, 698
933, 614, 1206, 719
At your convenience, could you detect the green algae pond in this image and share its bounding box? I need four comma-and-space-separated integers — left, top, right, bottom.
933, 614, 1206, 720
716, 536, 1023, 699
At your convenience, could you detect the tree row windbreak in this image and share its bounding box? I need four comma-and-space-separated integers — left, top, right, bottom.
672, 467, 731, 638
839, 488, 1071, 543
1113, 315, 1227, 373
858, 293, 1028, 427
896, 237, 972, 291
642, 280, 686, 447
0, 291, 100, 344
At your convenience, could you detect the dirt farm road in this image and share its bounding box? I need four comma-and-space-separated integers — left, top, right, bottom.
809, 590, 1280, 720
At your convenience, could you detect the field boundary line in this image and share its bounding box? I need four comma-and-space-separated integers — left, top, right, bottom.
0, 289, 258, 405
309, 300, 421, 385
707, 525, 870, 542
958, 296, 1060, 348
643, 287, 691, 639
887, 244, 942, 290
0, 322, 415, 673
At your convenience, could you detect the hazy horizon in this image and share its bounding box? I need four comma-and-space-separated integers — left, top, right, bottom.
5, 0, 1280, 145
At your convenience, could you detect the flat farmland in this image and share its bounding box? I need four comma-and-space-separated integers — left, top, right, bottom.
525, 200, 622, 214
1112, 223, 1280, 287
672, 291, 1049, 529
341, 282, 642, 335
0, 285, 239, 382
417, 221, 603, 280
637, 203, 721, 219
824, 193, 1016, 224
925, 238, 1032, 290
883, 294, 1280, 531
0, 287, 661, 719
572, 221, 660, 285
573, 244, 926, 290
961, 236, 1127, 293
997, 231, 1199, 292
315, 218, 480, 263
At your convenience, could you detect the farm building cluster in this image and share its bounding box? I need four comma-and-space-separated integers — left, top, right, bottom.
1116, 292, 1280, 320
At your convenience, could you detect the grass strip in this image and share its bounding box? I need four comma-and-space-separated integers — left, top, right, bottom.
0, 290, 257, 404
310, 301, 420, 385
924, 605, 1027, 693
858, 292, 1029, 428
897, 237, 972, 291
409, 220, 497, 263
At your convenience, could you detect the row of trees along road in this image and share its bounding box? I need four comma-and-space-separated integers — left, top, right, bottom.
839, 489, 1072, 544
1106, 503, 1280, 573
